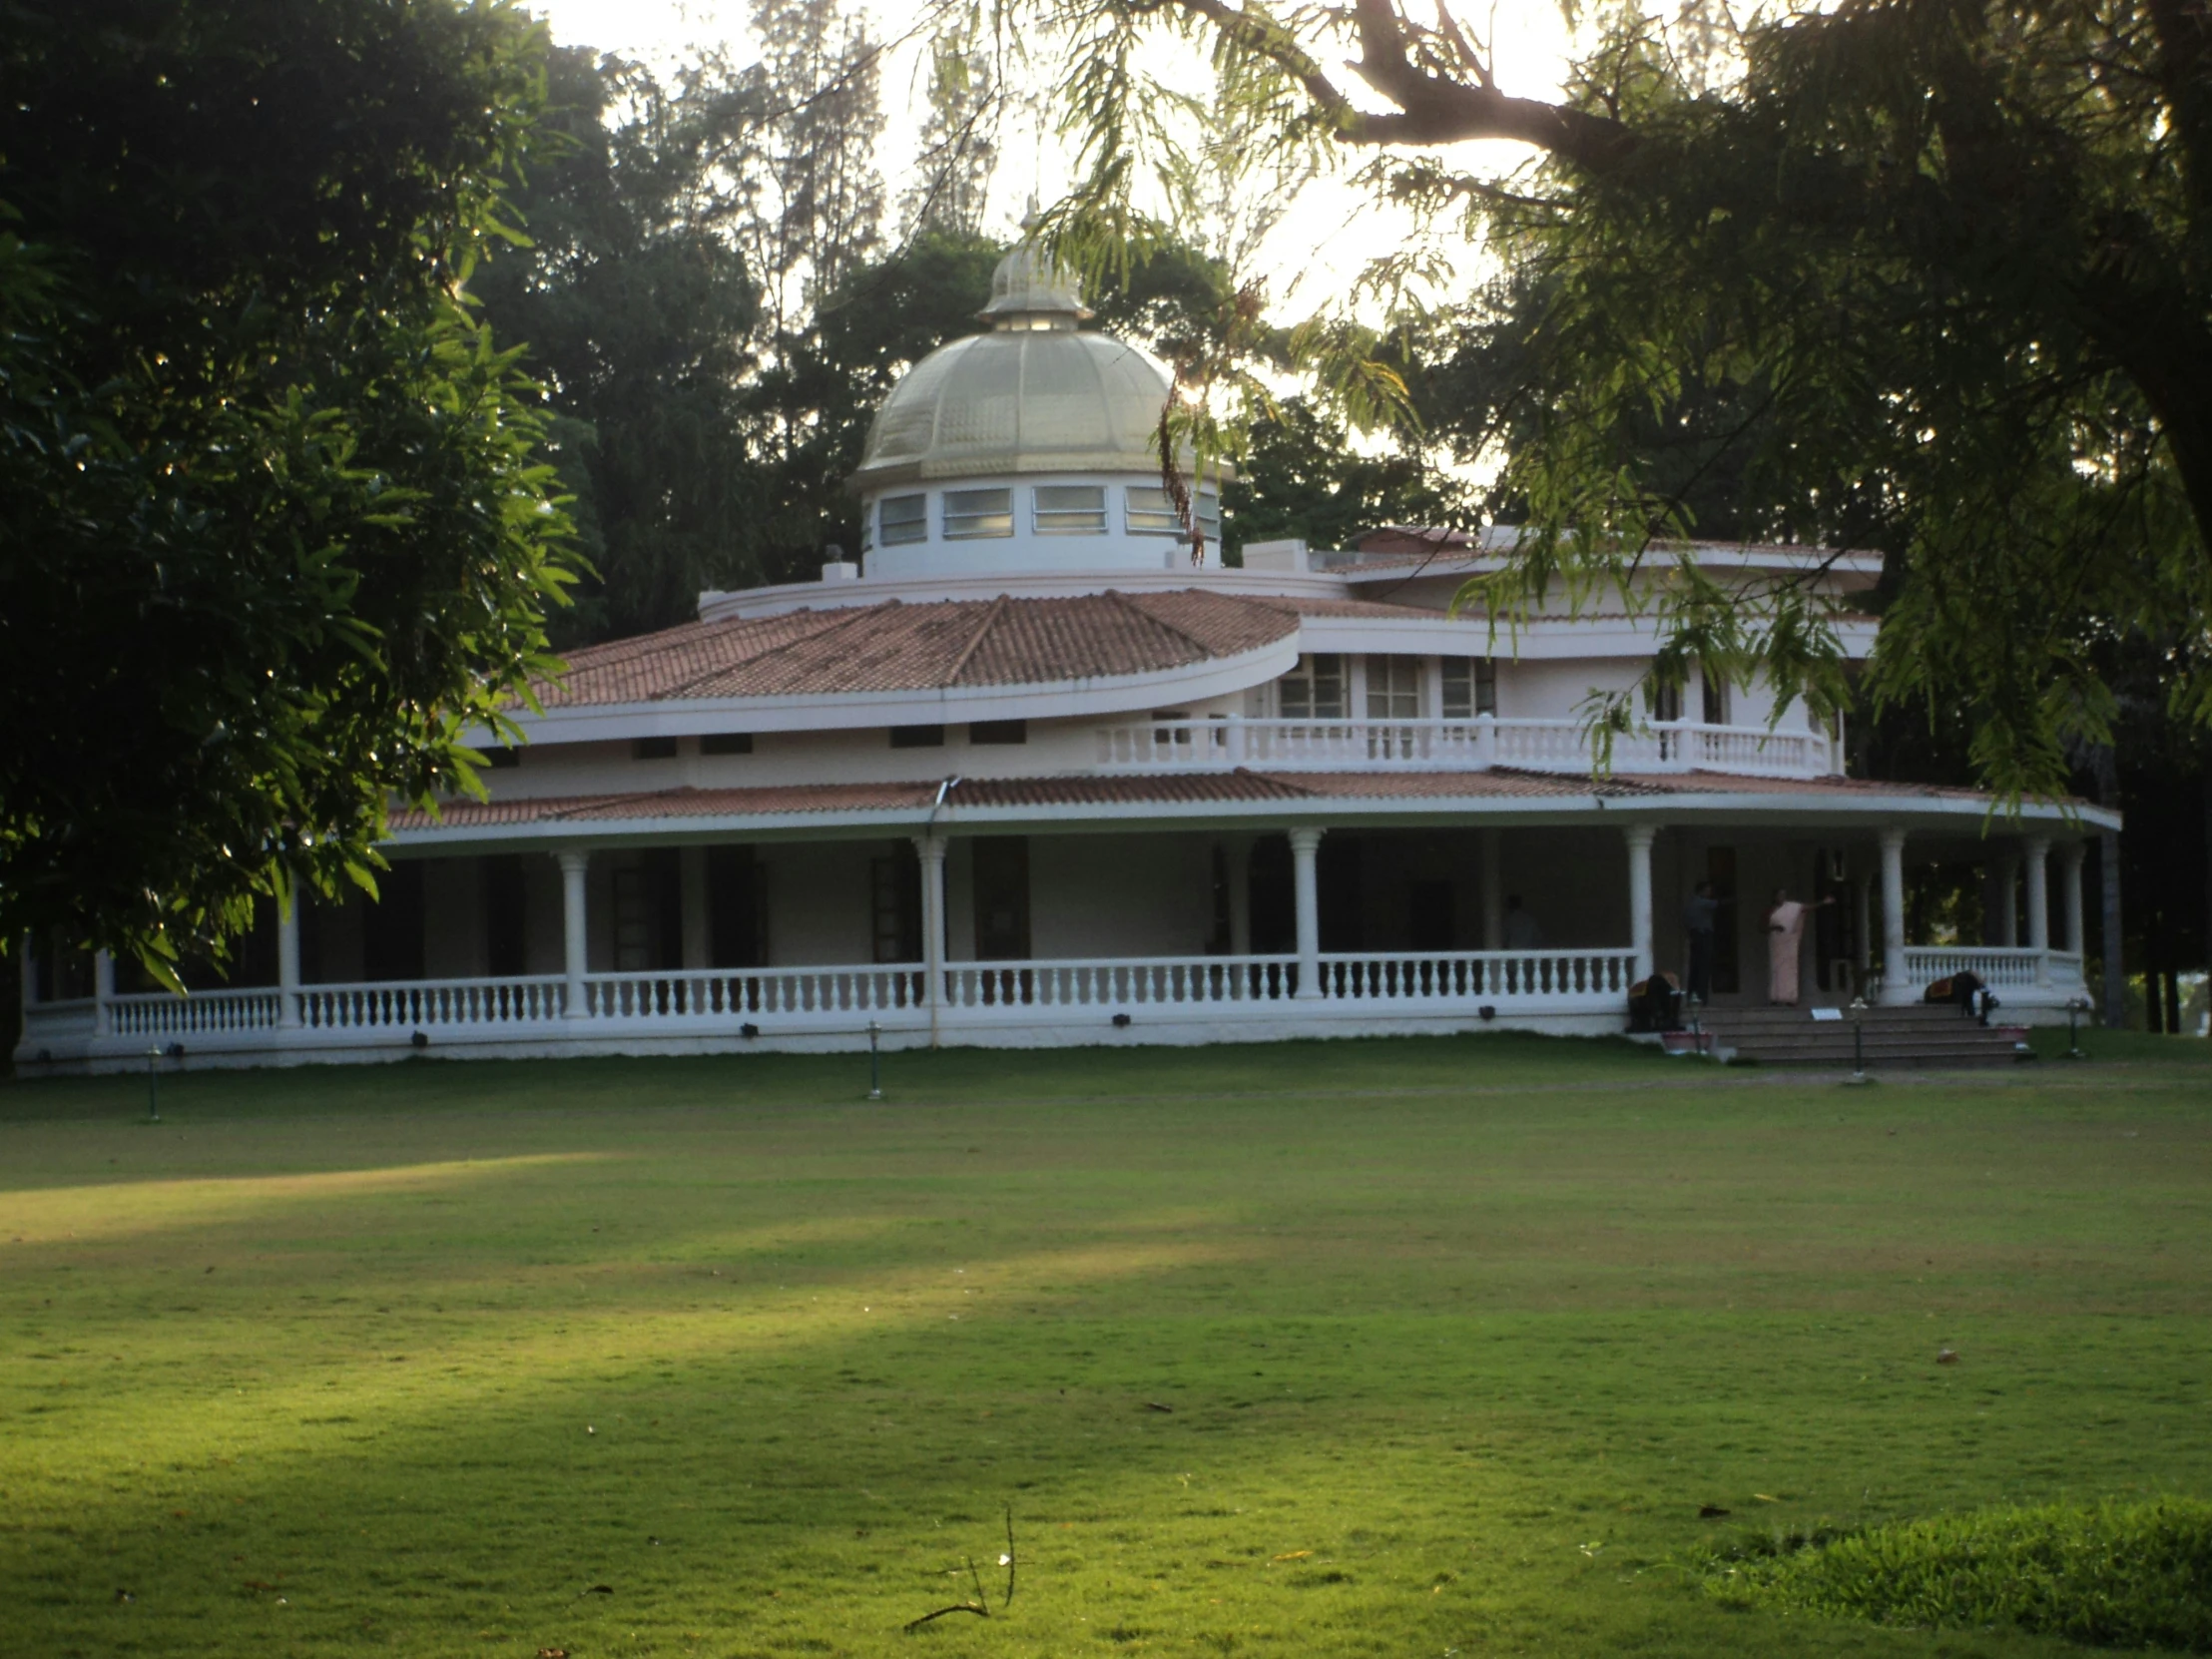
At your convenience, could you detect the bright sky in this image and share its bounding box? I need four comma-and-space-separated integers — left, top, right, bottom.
520, 1, 1581, 314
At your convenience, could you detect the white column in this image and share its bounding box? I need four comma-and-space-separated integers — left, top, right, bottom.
1624, 825, 1656, 984
1879, 827, 1910, 1004
558, 849, 591, 1017
1994, 852, 2020, 946
1290, 827, 1325, 999
277, 901, 302, 1029
93, 949, 115, 1036
2061, 840, 2087, 955
678, 846, 710, 969
1225, 837, 1253, 957
1480, 828, 1504, 951
2024, 834, 2050, 985
914, 833, 947, 1044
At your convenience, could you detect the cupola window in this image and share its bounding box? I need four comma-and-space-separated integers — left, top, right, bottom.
1125, 485, 1221, 542
878, 493, 928, 545
1440, 658, 1497, 719
942, 487, 1014, 539
1033, 485, 1107, 535
1278, 654, 1347, 721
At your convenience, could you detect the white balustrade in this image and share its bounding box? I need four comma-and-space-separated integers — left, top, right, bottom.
300, 975, 567, 1030
583, 966, 925, 1021
1902, 946, 2084, 992
944, 955, 1298, 1011
109, 989, 282, 1037
1094, 718, 1832, 779
1317, 950, 1637, 1004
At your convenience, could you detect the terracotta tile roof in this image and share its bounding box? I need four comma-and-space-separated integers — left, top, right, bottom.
535, 589, 1300, 708
392, 783, 943, 830
395, 767, 2026, 834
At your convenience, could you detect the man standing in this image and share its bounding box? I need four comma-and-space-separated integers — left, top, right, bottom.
1684, 879, 1719, 1004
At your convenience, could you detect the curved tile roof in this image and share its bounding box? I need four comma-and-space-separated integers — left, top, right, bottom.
534, 589, 1302, 708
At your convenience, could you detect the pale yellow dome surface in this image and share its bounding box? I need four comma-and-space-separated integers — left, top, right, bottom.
851, 326, 1177, 489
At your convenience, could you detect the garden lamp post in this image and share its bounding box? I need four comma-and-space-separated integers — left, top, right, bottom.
2065, 995, 2090, 1059
1850, 995, 1869, 1083
145, 1046, 162, 1122
866, 1019, 882, 1101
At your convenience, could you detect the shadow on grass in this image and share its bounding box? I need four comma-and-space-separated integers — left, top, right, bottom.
0, 1028, 1676, 1124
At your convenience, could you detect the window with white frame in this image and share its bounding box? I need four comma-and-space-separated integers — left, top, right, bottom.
1033, 484, 1107, 534
1278, 653, 1347, 720
1366, 656, 1421, 720
1700, 670, 1730, 726
1439, 657, 1497, 719
942, 487, 1013, 539
1124, 485, 1222, 542
877, 494, 927, 545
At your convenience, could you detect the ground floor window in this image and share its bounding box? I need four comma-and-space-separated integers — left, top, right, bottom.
870, 843, 921, 964
971, 836, 1031, 960
707, 847, 768, 968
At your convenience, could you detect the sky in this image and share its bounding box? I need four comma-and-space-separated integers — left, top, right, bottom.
519, 1, 1582, 314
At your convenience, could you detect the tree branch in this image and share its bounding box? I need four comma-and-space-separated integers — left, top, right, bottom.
1139, 0, 1630, 167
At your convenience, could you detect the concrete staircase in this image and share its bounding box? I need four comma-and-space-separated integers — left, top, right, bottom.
1689, 1002, 2034, 1068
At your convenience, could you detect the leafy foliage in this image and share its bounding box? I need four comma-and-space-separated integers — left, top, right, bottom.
1034, 0, 2212, 799
0, 0, 576, 979
1705, 1499, 2212, 1649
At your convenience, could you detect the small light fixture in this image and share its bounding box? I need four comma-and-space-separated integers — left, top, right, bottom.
1111, 1012, 1132, 1028
740, 1022, 760, 1040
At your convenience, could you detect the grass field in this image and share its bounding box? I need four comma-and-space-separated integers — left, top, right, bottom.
3, 1031, 2209, 1658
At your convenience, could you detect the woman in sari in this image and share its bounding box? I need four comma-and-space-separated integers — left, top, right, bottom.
1765, 887, 1835, 1005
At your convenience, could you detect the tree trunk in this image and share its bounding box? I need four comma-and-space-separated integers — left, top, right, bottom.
2095, 746, 2127, 1028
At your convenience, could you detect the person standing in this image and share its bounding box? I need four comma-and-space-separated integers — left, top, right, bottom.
1765, 886, 1835, 1005
1684, 879, 1719, 1003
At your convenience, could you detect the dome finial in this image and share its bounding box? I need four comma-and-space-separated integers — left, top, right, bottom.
980, 206, 1089, 328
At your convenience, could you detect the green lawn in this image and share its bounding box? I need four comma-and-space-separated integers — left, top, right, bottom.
3, 1033, 2209, 1658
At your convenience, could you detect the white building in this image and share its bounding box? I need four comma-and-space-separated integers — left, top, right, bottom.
16, 249, 2110, 1070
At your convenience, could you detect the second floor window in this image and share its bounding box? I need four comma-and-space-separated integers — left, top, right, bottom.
1034, 485, 1107, 534
943, 487, 1013, 539
1701, 670, 1730, 726
1125, 485, 1221, 542
878, 494, 927, 545
1367, 656, 1420, 721
1440, 658, 1497, 719
1279, 653, 1347, 720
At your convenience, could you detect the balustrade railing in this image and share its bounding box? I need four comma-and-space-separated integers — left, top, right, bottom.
110, 989, 282, 1036
583, 966, 924, 1020
1902, 946, 2084, 991
943, 956, 1298, 1010
1094, 717, 1834, 779
1317, 950, 1637, 1003
301, 976, 565, 1030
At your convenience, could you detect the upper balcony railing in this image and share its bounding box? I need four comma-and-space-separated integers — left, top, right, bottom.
1094, 716, 1838, 779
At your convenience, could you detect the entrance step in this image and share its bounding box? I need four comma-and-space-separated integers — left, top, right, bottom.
1692, 1003, 2033, 1067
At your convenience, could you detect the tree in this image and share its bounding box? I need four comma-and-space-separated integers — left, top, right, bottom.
901, 22, 1001, 239
469, 46, 764, 642
1037, 0, 2212, 801
0, 0, 577, 979
1225, 396, 1467, 557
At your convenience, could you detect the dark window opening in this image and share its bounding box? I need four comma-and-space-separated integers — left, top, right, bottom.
871, 842, 923, 963
1700, 672, 1730, 727
481, 745, 521, 769
971, 836, 1031, 960
1408, 879, 1455, 951
702, 732, 754, 756
969, 720, 1027, 745
1706, 843, 1740, 994
890, 724, 945, 749
708, 846, 768, 968
611, 849, 683, 971
362, 862, 426, 982
484, 854, 528, 976
1319, 835, 1363, 951
633, 736, 679, 761
1248, 835, 1295, 954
